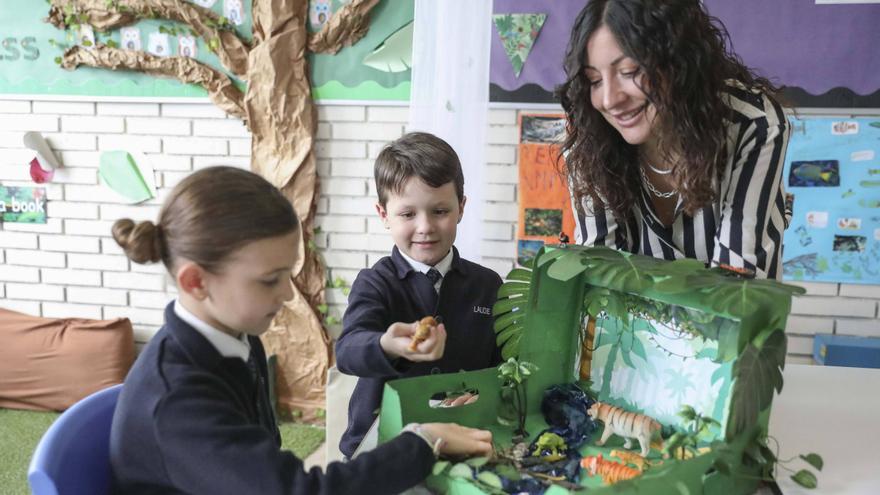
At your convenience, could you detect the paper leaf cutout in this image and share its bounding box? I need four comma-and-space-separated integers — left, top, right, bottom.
99, 151, 154, 203
363, 21, 413, 73
493, 13, 546, 78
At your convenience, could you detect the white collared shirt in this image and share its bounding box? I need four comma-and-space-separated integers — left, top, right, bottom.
174, 299, 251, 362
399, 248, 453, 294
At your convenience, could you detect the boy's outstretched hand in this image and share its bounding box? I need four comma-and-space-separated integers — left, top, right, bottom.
380, 319, 446, 362
420, 423, 494, 457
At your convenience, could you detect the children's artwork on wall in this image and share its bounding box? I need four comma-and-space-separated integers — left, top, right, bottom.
782, 117, 880, 283
0, 0, 409, 102
361, 20, 412, 73
492, 13, 546, 78
98, 151, 156, 204
488, 0, 880, 106
0, 186, 47, 224
23, 131, 62, 184
517, 113, 574, 265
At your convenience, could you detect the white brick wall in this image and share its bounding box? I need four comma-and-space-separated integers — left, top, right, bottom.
2, 98, 879, 364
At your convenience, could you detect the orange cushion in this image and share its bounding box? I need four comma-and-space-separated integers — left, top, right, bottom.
0, 308, 135, 411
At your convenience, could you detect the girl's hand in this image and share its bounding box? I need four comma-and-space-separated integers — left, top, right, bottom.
380, 320, 446, 362
419, 423, 493, 457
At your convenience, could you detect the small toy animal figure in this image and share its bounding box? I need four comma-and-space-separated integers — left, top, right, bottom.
609, 449, 647, 471
409, 316, 437, 351
588, 401, 661, 457
580, 454, 641, 485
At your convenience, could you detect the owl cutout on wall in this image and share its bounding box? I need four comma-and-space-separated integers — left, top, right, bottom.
120, 27, 142, 51
224, 0, 244, 26
309, 0, 331, 30
191, 0, 217, 7
147, 32, 170, 57
78, 24, 96, 50
178, 36, 197, 58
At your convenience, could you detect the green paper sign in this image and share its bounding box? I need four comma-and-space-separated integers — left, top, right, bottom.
492, 13, 546, 78
99, 151, 154, 203
0, 186, 47, 223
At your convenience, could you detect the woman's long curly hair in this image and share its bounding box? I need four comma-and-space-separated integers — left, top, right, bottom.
557, 0, 781, 219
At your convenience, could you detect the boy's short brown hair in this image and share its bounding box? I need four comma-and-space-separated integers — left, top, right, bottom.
374, 132, 464, 206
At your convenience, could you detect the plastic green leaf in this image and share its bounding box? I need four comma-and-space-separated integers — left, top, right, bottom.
791, 469, 818, 489
727, 332, 786, 437
495, 323, 523, 346
492, 297, 524, 316
497, 281, 529, 298
505, 268, 532, 282
432, 460, 450, 476
546, 251, 588, 281
465, 456, 489, 468
536, 248, 567, 267
363, 21, 413, 73
493, 310, 523, 332
800, 453, 824, 471
713, 458, 731, 475
448, 463, 473, 479
678, 405, 697, 421
476, 471, 504, 488
501, 333, 522, 360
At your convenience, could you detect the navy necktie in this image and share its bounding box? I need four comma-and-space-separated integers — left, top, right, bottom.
426, 268, 442, 288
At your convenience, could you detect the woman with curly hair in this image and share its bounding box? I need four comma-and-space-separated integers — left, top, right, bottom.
558, 0, 791, 279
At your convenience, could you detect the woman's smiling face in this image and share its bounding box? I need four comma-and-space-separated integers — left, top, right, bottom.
585, 24, 659, 148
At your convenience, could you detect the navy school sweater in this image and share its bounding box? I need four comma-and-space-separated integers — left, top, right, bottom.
335, 246, 503, 457
110, 302, 435, 495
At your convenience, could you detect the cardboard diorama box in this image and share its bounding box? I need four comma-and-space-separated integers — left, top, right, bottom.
378, 246, 803, 494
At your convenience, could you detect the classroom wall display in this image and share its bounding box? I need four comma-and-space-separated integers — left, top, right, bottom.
781, 117, 880, 283
0, 186, 47, 224
0, 0, 411, 101
489, 0, 880, 107
517, 113, 574, 265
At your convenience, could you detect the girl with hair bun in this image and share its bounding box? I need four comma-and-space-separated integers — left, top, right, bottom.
109, 166, 492, 495
559, 0, 791, 279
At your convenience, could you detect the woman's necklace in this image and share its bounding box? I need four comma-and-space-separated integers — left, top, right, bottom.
645, 163, 673, 175
639, 166, 677, 198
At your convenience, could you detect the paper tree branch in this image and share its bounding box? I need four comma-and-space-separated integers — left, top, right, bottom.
60, 44, 245, 119
47, 0, 250, 77
307, 0, 379, 54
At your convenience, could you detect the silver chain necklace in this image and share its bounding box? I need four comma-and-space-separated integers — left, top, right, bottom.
639, 166, 678, 198
645, 163, 673, 175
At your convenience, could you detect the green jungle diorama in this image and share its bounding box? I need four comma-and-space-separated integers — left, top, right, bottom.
378, 245, 822, 494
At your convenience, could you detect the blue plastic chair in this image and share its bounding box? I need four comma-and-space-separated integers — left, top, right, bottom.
28, 384, 123, 495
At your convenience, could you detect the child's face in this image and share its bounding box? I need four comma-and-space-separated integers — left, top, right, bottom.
377, 177, 465, 267
200, 231, 298, 337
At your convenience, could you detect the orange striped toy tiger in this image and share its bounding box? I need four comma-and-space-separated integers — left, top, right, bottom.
609, 449, 647, 471
580, 454, 641, 484
587, 401, 661, 457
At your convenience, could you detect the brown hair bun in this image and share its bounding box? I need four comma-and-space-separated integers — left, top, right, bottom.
112, 218, 163, 264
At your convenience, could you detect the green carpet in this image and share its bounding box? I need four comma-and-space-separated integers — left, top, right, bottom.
0, 408, 325, 495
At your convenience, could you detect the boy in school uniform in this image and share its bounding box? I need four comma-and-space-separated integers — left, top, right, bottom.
335, 132, 503, 458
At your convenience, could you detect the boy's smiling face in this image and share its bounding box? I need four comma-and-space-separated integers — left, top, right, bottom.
377, 177, 465, 267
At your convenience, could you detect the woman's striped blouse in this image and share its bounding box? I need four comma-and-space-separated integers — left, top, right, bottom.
573, 87, 792, 280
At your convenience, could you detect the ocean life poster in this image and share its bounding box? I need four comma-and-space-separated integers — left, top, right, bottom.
781, 117, 880, 283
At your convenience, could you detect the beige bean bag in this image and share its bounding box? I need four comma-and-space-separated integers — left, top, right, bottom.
0, 308, 134, 411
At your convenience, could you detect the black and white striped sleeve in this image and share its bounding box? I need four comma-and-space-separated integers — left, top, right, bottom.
572, 192, 629, 250
713, 93, 790, 280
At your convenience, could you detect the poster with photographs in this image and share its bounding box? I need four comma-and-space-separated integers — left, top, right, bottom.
516, 113, 574, 265
781, 117, 880, 283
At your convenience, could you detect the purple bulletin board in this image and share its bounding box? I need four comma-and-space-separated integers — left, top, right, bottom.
490, 0, 880, 108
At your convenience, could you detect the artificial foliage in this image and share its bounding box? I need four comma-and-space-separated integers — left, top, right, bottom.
381, 245, 810, 493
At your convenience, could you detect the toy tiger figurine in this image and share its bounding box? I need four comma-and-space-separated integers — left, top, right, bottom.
580, 454, 641, 484
588, 401, 661, 457
609, 449, 647, 471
